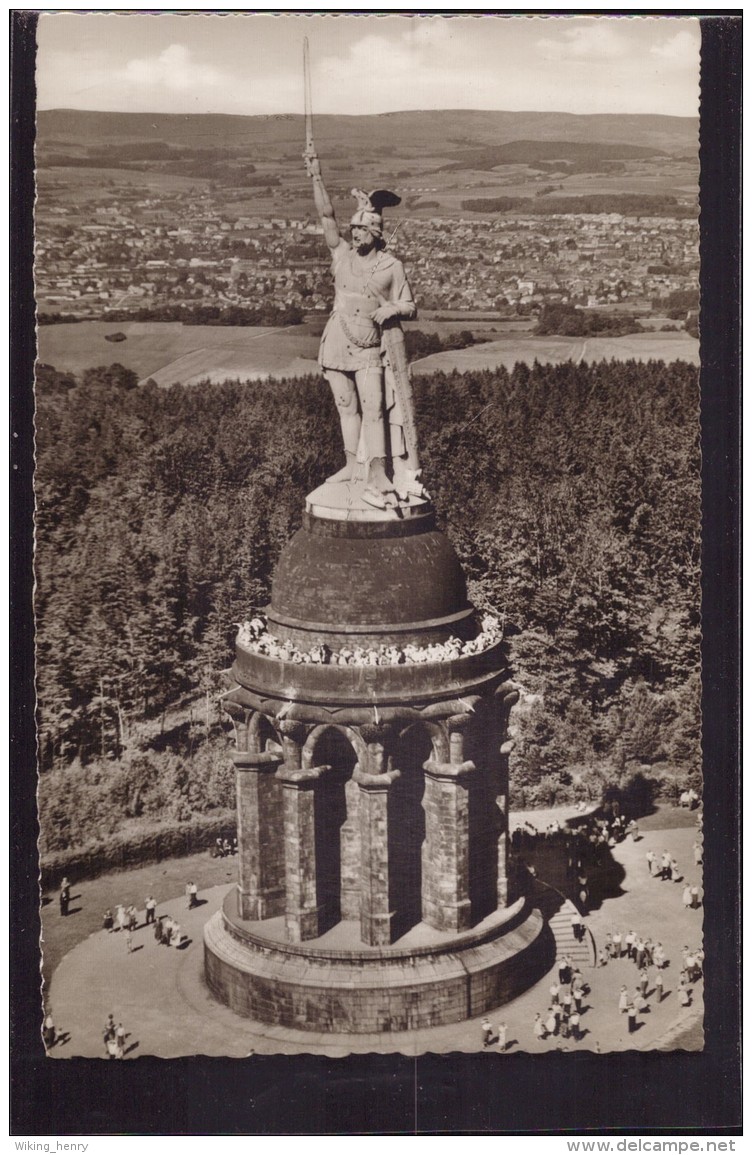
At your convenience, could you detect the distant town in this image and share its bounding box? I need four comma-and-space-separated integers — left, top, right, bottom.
35, 180, 698, 321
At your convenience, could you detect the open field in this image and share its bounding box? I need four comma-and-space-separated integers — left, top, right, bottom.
37, 320, 321, 382
38, 321, 699, 387
412, 331, 700, 374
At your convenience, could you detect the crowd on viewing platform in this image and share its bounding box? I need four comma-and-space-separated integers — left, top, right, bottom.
236, 613, 503, 667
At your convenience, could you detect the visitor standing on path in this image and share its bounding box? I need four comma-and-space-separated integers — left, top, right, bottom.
187, 881, 198, 909
481, 1017, 493, 1047
654, 970, 664, 1002
43, 1010, 56, 1048
145, 895, 157, 925
497, 1022, 508, 1052
639, 968, 650, 998
59, 878, 70, 916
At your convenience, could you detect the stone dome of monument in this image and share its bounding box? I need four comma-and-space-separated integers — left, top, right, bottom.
267, 511, 472, 651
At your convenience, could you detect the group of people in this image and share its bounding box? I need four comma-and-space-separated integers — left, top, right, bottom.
237, 613, 503, 668
481, 1017, 510, 1052
598, 929, 668, 972
102, 895, 160, 951
645, 849, 702, 909
102, 903, 139, 934
154, 914, 184, 947
101, 890, 195, 949
103, 1014, 128, 1059
533, 959, 590, 1043
609, 932, 703, 1032
211, 837, 237, 858
645, 848, 685, 883
679, 788, 701, 810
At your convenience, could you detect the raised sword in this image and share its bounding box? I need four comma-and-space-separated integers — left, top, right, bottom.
303, 37, 315, 158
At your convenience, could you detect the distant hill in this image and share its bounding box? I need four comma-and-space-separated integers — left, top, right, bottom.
37, 108, 698, 158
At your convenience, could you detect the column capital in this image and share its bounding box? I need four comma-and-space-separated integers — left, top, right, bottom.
276, 763, 330, 788
354, 766, 401, 792
423, 758, 476, 781
359, 721, 396, 745
278, 718, 308, 742
447, 712, 473, 733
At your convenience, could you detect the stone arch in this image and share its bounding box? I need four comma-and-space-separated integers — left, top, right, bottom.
302, 723, 364, 770
224, 701, 250, 752
305, 726, 360, 932
389, 722, 433, 939
401, 718, 449, 765
249, 711, 281, 755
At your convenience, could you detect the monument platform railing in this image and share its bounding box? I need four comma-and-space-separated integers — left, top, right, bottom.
232, 638, 508, 705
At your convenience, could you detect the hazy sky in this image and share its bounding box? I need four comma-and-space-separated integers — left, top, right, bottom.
36, 13, 701, 119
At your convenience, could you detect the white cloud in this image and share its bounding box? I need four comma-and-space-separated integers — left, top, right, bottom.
650, 29, 699, 65
120, 44, 222, 95
537, 22, 629, 62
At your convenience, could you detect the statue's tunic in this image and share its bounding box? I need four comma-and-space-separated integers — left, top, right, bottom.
319, 246, 415, 372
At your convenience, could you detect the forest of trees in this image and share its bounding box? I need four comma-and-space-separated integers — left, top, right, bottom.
34, 357, 702, 866
535, 303, 642, 337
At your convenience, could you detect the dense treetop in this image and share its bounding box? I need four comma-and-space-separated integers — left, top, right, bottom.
35, 357, 701, 853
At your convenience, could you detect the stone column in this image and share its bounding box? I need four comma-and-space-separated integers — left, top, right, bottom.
356, 766, 401, 947
422, 755, 475, 934
276, 720, 327, 942
496, 739, 515, 907
495, 684, 519, 909
234, 749, 285, 920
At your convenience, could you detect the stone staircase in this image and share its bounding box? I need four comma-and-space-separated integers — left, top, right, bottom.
528, 877, 597, 969
547, 900, 597, 969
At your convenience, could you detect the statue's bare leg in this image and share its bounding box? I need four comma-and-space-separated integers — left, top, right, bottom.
355, 368, 393, 498
324, 370, 360, 482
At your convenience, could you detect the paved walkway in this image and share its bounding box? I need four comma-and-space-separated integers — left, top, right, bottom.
46, 816, 704, 1059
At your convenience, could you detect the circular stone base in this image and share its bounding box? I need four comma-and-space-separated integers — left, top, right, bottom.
306, 479, 431, 522
204, 892, 551, 1033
